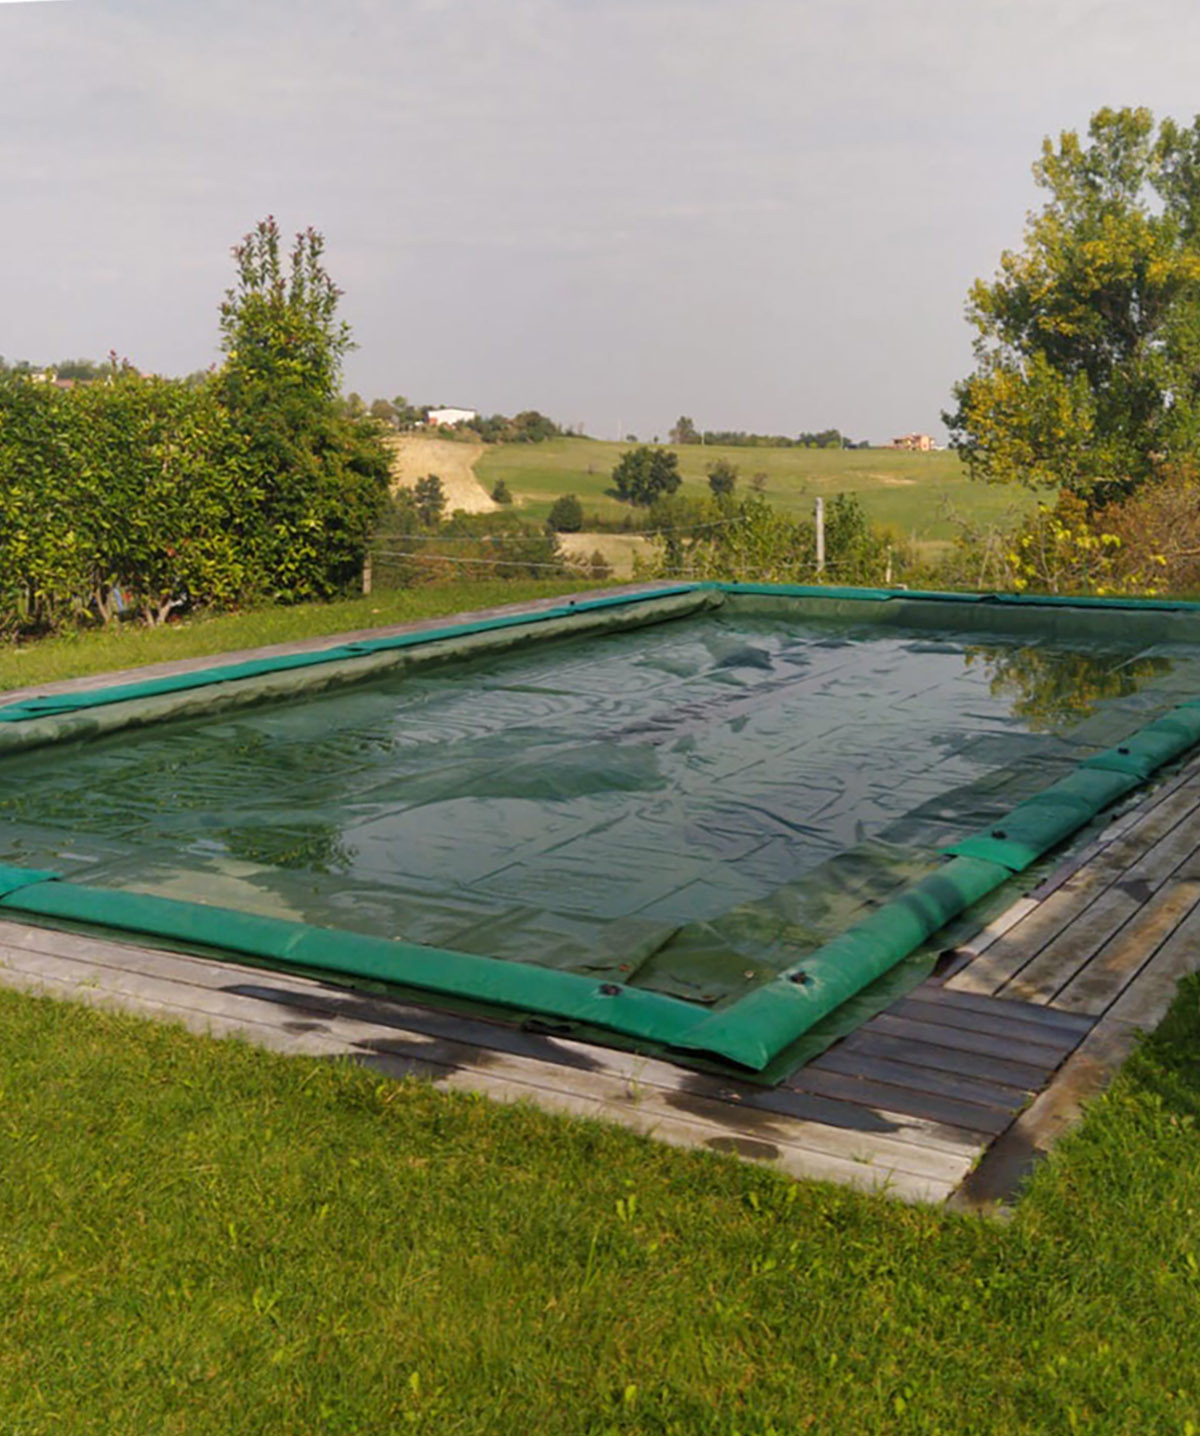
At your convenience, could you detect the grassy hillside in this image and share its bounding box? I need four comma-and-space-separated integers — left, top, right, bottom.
477, 437, 1037, 547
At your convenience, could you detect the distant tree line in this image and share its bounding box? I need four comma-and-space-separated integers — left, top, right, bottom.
343, 395, 567, 445
0, 219, 390, 637
668, 416, 868, 448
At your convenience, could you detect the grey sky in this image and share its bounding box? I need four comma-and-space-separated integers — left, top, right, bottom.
3, 0, 1200, 440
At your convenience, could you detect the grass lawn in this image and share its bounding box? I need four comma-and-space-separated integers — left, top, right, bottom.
477, 438, 1039, 549
0, 976, 1198, 1433
0, 578, 596, 695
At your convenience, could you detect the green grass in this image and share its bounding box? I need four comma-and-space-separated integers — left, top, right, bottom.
477, 437, 1038, 546
0, 978, 1198, 1433
0, 579, 595, 695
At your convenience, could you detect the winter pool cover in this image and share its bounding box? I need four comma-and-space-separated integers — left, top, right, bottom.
3, 583, 1200, 1073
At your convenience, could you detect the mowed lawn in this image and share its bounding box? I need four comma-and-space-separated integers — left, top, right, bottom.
0, 974, 1199, 1433
477, 437, 1039, 547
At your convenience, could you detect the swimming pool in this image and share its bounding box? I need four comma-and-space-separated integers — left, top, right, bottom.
2, 583, 1199, 1073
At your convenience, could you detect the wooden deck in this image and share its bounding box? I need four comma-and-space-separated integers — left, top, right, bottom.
1, 599, 1199, 1209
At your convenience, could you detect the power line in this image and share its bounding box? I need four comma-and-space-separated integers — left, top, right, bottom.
370, 512, 754, 545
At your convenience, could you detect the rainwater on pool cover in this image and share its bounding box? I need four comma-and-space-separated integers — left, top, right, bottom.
0, 612, 1192, 1007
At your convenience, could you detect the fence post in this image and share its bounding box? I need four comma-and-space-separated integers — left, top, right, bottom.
362, 553, 373, 596
814, 496, 826, 576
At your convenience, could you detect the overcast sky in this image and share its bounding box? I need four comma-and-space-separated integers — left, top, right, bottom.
3, 1, 1200, 441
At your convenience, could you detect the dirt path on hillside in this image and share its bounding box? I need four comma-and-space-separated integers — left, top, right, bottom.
386, 435, 497, 514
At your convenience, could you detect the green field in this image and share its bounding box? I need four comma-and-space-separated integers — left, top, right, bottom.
477, 438, 1037, 546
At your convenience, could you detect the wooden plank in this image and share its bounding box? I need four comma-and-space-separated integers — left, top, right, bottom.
1000, 886, 1145, 1005
945, 884, 1109, 996
1116, 809, 1200, 887
948, 795, 1200, 1001
910, 983, 1095, 1037
0, 944, 962, 1203
863, 1012, 1069, 1068
888, 996, 1081, 1050
1052, 879, 1200, 1016
810, 1046, 1033, 1110
0, 935, 976, 1182
1103, 902, 1200, 1029
788, 1065, 1013, 1137
0, 957, 353, 1059
1079, 776, 1200, 873
834, 1029, 1050, 1089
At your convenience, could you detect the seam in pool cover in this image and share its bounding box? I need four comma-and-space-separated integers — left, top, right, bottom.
0, 865, 60, 899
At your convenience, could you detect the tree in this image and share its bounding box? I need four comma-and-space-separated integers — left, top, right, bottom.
670, 415, 699, 444
508, 410, 560, 443
707, 457, 738, 497
611, 445, 682, 506
946, 107, 1200, 505
413, 474, 446, 525
547, 493, 583, 532
215, 217, 389, 600
490, 478, 513, 504
391, 395, 424, 429
219, 217, 354, 400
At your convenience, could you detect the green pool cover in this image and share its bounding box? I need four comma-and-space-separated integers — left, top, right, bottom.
2, 582, 1200, 1073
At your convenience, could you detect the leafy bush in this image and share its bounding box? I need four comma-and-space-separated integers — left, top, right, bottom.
371, 509, 565, 589
639, 491, 890, 587
490, 478, 513, 505
546, 494, 584, 532
611, 446, 681, 506
707, 457, 738, 497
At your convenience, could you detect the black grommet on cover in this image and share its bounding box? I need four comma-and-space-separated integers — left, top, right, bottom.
598, 983, 621, 997
991, 828, 1007, 840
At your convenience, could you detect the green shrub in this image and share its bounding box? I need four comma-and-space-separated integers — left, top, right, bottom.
547, 493, 584, 533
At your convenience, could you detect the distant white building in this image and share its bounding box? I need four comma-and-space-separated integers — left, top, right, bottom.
426, 406, 477, 428
888, 432, 937, 452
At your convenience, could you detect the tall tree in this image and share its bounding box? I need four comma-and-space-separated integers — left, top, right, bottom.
945, 107, 1200, 504
216, 218, 389, 600
219, 217, 354, 400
